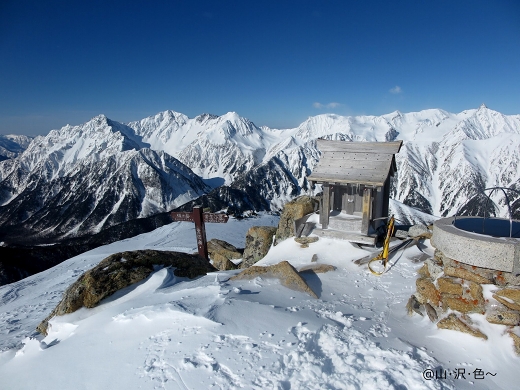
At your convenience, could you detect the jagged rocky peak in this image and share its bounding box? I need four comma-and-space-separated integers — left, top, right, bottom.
195, 113, 219, 123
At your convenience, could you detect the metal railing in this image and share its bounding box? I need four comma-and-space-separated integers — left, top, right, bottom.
454, 186, 520, 238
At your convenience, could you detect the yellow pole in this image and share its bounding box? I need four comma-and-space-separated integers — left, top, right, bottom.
368, 215, 395, 276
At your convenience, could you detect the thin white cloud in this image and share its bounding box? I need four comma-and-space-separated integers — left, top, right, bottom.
389, 86, 402, 94
313, 102, 342, 109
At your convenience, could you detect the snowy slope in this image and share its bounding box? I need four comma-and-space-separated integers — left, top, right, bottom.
0, 215, 516, 389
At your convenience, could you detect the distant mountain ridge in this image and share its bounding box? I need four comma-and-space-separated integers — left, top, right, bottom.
0, 134, 33, 161
1, 105, 519, 245
127, 105, 520, 219
0, 115, 209, 242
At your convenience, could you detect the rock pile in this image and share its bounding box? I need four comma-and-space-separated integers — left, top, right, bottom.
240, 226, 277, 269
408, 248, 520, 354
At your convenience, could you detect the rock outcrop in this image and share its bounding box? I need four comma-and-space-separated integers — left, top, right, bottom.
207, 239, 243, 260
207, 238, 242, 271
211, 252, 237, 271
240, 226, 277, 269
37, 250, 215, 335
275, 196, 318, 244
231, 260, 318, 298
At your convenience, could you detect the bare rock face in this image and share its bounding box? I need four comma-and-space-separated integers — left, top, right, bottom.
207, 239, 243, 260
437, 313, 487, 340
240, 226, 277, 269
231, 260, 318, 298
37, 250, 215, 335
275, 196, 318, 244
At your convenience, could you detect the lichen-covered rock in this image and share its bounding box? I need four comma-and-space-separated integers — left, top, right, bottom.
437, 277, 463, 295
437, 251, 495, 282
444, 266, 492, 284
275, 196, 318, 244
240, 226, 277, 269
493, 288, 520, 311
416, 278, 441, 306
37, 250, 215, 335
211, 252, 237, 271
207, 239, 243, 260
441, 294, 485, 313
231, 260, 318, 298
486, 310, 520, 326
493, 271, 520, 287
437, 313, 487, 339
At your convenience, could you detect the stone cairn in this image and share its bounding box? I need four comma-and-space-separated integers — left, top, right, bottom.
408, 245, 520, 355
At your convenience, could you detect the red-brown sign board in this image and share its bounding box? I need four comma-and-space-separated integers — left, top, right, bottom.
170, 212, 193, 222
170, 211, 229, 224
203, 213, 229, 223
169, 207, 229, 260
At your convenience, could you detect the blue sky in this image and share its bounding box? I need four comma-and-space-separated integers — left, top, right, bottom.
1, 0, 519, 135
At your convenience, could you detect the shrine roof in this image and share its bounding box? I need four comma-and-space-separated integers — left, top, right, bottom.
307, 139, 403, 187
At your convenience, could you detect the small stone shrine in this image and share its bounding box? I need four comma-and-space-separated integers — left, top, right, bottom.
305, 139, 403, 245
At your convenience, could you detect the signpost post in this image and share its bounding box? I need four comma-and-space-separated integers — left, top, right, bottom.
170, 206, 229, 260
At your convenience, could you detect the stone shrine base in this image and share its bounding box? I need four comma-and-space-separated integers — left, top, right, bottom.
408, 249, 520, 355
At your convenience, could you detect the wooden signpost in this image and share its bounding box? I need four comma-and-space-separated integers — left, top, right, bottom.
170, 206, 229, 260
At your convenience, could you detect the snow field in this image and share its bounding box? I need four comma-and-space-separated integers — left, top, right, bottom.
0, 214, 517, 389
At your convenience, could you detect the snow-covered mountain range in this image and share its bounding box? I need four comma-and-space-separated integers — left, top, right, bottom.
0, 134, 33, 161
1, 105, 519, 243
0, 116, 209, 241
